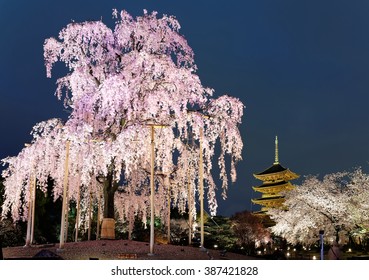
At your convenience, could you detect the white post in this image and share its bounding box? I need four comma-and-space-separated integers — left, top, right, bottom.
25, 174, 34, 247
64, 183, 70, 243
59, 140, 70, 250
75, 183, 80, 242
188, 170, 192, 245
166, 176, 171, 244
128, 216, 133, 240
96, 190, 101, 240
199, 127, 205, 249
149, 126, 155, 255
88, 190, 92, 241
30, 174, 36, 245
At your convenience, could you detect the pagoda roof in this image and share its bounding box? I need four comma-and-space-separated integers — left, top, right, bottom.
252, 195, 284, 202
253, 180, 294, 194
253, 163, 299, 182
255, 163, 287, 175
251, 196, 284, 206
254, 180, 289, 188
252, 210, 268, 215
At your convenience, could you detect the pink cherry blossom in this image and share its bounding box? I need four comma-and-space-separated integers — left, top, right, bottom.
2, 10, 244, 232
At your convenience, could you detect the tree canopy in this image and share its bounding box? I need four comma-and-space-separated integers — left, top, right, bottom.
1, 9, 244, 233
269, 168, 369, 246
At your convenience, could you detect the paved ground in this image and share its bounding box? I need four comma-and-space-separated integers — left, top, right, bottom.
2, 239, 259, 260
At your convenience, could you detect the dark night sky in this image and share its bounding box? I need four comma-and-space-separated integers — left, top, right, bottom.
1, 0, 369, 217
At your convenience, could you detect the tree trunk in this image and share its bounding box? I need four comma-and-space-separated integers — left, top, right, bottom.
335, 226, 340, 243
103, 171, 119, 219
100, 170, 119, 240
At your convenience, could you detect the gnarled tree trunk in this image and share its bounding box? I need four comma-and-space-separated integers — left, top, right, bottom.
99, 170, 119, 239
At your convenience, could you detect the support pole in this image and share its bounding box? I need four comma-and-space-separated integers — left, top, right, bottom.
75, 183, 80, 242
199, 127, 205, 249
128, 216, 133, 240
149, 126, 155, 255
59, 140, 70, 250
64, 184, 70, 243
166, 176, 171, 244
96, 190, 101, 240
25, 173, 34, 247
30, 174, 36, 245
188, 170, 192, 245
88, 190, 92, 241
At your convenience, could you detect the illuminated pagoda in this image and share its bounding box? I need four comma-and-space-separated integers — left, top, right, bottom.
252, 136, 299, 225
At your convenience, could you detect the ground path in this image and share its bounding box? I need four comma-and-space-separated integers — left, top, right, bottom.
3, 239, 259, 260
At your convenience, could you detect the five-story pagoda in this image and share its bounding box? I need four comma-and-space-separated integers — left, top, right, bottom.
252, 136, 299, 225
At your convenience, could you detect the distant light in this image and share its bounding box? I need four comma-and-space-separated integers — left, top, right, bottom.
214, 244, 218, 249
287, 246, 290, 251
286, 252, 290, 257
293, 248, 296, 252
313, 256, 317, 260
348, 248, 352, 253
257, 250, 262, 255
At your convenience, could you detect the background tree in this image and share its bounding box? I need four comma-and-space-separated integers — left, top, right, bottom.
1, 9, 244, 239
0, 177, 4, 216
231, 210, 270, 255
345, 168, 369, 236
0, 177, 25, 247
269, 169, 369, 247
203, 215, 237, 251
33, 178, 62, 243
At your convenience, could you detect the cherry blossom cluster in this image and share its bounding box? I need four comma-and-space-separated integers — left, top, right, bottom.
269, 168, 369, 246
2, 9, 244, 231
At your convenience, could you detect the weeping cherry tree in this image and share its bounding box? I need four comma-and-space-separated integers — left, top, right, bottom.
1, 9, 244, 241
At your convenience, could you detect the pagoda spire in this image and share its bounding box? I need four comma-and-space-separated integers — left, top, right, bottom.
274, 136, 279, 165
